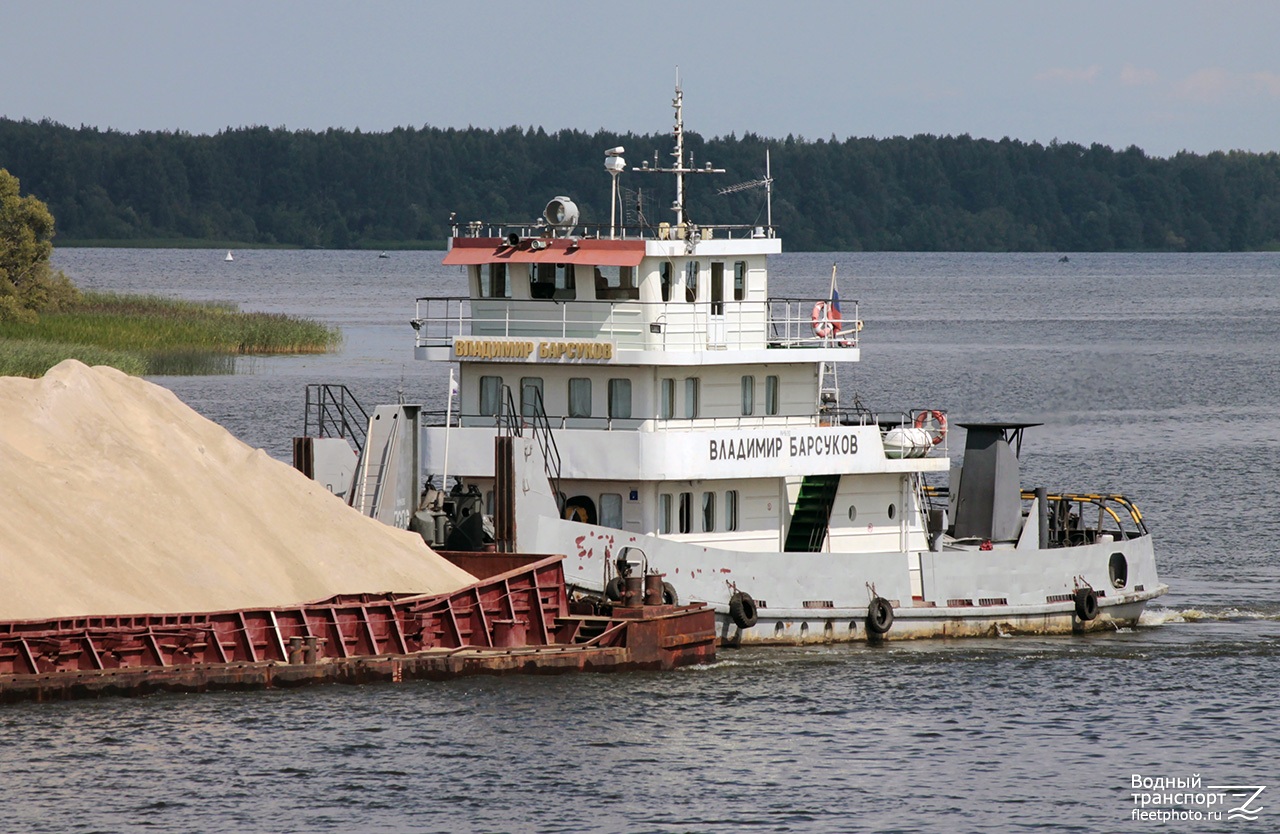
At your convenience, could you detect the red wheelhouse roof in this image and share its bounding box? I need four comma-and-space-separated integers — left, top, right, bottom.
443, 237, 645, 267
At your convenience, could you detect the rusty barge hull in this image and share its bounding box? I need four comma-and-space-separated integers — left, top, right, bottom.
0, 553, 716, 704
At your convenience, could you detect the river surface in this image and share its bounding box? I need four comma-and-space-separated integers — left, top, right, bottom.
3, 249, 1277, 833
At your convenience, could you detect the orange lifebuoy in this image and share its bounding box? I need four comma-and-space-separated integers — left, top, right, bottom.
913, 409, 948, 444
811, 301, 842, 338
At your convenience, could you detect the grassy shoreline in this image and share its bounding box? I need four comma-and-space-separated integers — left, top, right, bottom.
0, 291, 341, 378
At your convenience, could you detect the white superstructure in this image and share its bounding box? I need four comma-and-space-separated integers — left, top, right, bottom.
393, 82, 1166, 643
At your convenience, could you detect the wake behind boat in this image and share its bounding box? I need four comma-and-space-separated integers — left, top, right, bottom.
297, 81, 1166, 643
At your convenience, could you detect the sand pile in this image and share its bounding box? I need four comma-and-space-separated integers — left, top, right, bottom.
0, 360, 475, 621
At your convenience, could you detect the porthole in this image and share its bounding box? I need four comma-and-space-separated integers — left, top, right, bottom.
1109, 552, 1129, 589
848, 505, 858, 522
888, 503, 897, 520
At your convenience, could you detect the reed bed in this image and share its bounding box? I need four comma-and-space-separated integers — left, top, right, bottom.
0, 292, 341, 378
0, 339, 148, 378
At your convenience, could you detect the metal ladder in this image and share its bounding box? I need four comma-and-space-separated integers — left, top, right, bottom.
303, 384, 368, 456
500, 384, 563, 512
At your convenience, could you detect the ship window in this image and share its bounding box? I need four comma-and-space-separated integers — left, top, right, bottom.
531, 263, 555, 299
684, 378, 700, 419
479, 376, 503, 416
888, 503, 897, 520
660, 378, 676, 420
533, 263, 574, 298
520, 377, 544, 418
556, 263, 575, 292
711, 262, 725, 314
702, 491, 716, 532
482, 263, 509, 298
608, 378, 632, 419
594, 265, 637, 300
848, 504, 857, 522
600, 493, 623, 529
659, 493, 673, 534
679, 492, 692, 534
726, 490, 739, 531
734, 261, 747, 300
568, 378, 592, 418
765, 375, 779, 416
660, 262, 673, 302
485, 490, 494, 515
741, 376, 755, 416
684, 261, 699, 302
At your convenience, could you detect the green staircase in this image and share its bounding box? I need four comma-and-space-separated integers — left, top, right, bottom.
784, 474, 842, 552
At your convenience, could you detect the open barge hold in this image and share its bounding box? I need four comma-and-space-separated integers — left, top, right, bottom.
0, 553, 716, 704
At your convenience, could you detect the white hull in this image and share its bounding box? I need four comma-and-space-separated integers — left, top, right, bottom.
517, 503, 1166, 644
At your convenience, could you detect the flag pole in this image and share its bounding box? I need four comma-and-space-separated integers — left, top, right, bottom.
442, 368, 456, 492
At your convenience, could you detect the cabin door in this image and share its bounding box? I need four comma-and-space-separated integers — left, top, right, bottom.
709, 262, 726, 347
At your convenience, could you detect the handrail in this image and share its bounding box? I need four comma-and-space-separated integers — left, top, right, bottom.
500, 384, 563, 512
411, 295, 861, 353
303, 384, 369, 455
922, 485, 1149, 543
451, 220, 778, 241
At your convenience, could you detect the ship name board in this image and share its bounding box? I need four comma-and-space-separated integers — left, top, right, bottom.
709, 432, 859, 462
453, 338, 614, 362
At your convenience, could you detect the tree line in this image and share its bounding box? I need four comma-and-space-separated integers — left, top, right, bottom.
2, 116, 1279, 252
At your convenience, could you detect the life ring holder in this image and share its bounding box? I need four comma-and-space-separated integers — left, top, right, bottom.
913, 409, 948, 445
728, 591, 758, 629
811, 301, 842, 339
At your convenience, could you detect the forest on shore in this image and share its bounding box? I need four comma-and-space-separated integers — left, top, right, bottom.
2, 116, 1279, 252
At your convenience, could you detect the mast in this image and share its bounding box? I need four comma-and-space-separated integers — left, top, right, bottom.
635, 70, 723, 228
673, 77, 685, 227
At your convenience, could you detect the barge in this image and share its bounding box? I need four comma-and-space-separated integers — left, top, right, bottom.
0, 553, 715, 703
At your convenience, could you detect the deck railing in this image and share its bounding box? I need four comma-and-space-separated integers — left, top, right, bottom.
454, 220, 777, 241
412, 296, 860, 353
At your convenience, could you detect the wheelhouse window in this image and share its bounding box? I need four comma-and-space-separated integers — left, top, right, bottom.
481, 263, 509, 298
711, 262, 725, 314
678, 492, 692, 534
702, 491, 715, 532
594, 265, 637, 300
741, 376, 755, 416
725, 490, 739, 531
600, 493, 623, 529
660, 378, 676, 419
520, 377, 544, 418
734, 261, 747, 301
532, 263, 573, 299
608, 378, 632, 419
568, 378, 592, 418
659, 493, 673, 534
765, 375, 779, 416
684, 261, 699, 302
684, 378, 699, 419
660, 262, 673, 302
479, 376, 503, 417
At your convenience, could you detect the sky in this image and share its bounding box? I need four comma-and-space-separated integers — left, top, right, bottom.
4, 0, 1280, 158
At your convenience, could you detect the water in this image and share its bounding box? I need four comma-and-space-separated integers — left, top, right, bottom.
3, 248, 1276, 833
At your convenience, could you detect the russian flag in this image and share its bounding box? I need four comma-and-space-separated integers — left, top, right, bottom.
829, 263, 841, 315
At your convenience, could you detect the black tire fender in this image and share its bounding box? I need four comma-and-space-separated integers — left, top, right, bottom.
866, 597, 895, 635
604, 576, 626, 602
728, 591, 758, 629
662, 581, 679, 606
1074, 588, 1099, 621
